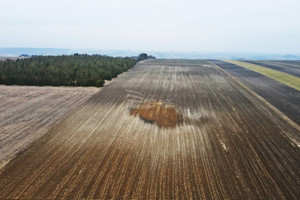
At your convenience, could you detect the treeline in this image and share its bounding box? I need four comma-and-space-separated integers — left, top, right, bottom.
137, 53, 156, 61
0, 54, 137, 87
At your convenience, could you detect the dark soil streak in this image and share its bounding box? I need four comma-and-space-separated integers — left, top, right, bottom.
209, 60, 300, 126
246, 60, 300, 77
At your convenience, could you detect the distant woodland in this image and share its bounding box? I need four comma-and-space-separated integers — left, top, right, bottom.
0, 54, 139, 87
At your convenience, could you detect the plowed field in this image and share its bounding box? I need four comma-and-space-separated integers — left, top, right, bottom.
0, 60, 299, 199
0, 85, 99, 168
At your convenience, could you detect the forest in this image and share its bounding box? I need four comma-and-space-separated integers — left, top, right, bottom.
0, 54, 138, 87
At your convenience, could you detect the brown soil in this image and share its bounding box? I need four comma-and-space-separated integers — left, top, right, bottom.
130, 100, 181, 128
0, 60, 299, 199
0, 85, 99, 168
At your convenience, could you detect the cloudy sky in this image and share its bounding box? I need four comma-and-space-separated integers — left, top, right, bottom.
1, 0, 300, 53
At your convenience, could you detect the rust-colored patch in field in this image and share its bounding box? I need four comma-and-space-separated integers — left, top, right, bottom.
130, 100, 181, 128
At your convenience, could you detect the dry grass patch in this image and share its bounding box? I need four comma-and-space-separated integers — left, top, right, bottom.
130, 100, 181, 128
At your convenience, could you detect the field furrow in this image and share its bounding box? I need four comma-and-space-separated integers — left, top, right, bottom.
0, 86, 99, 167
0, 60, 299, 199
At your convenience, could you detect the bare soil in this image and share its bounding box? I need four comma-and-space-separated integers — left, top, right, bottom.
130, 100, 181, 128
0, 85, 99, 168
268, 60, 300, 70
0, 60, 299, 199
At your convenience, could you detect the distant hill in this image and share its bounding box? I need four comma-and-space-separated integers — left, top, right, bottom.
19, 54, 30, 58
0, 48, 74, 57
0, 48, 299, 60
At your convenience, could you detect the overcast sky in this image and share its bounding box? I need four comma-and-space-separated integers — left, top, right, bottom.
1, 0, 300, 53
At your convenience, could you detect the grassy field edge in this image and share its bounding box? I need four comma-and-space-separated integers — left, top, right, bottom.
209, 61, 300, 146
224, 60, 300, 91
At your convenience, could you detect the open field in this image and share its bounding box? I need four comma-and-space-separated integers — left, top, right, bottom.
0, 60, 299, 199
224, 60, 300, 91
0, 85, 99, 168
209, 60, 300, 126
267, 60, 300, 70
246, 60, 300, 77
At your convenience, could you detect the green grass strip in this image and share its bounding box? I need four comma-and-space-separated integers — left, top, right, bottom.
225, 60, 300, 91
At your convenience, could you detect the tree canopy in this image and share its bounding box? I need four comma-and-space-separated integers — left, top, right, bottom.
137, 53, 156, 61
0, 54, 137, 87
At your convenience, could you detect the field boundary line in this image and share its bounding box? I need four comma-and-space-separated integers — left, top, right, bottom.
208, 61, 300, 146
224, 60, 300, 91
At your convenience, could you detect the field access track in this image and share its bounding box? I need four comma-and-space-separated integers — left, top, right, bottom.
0, 60, 299, 199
